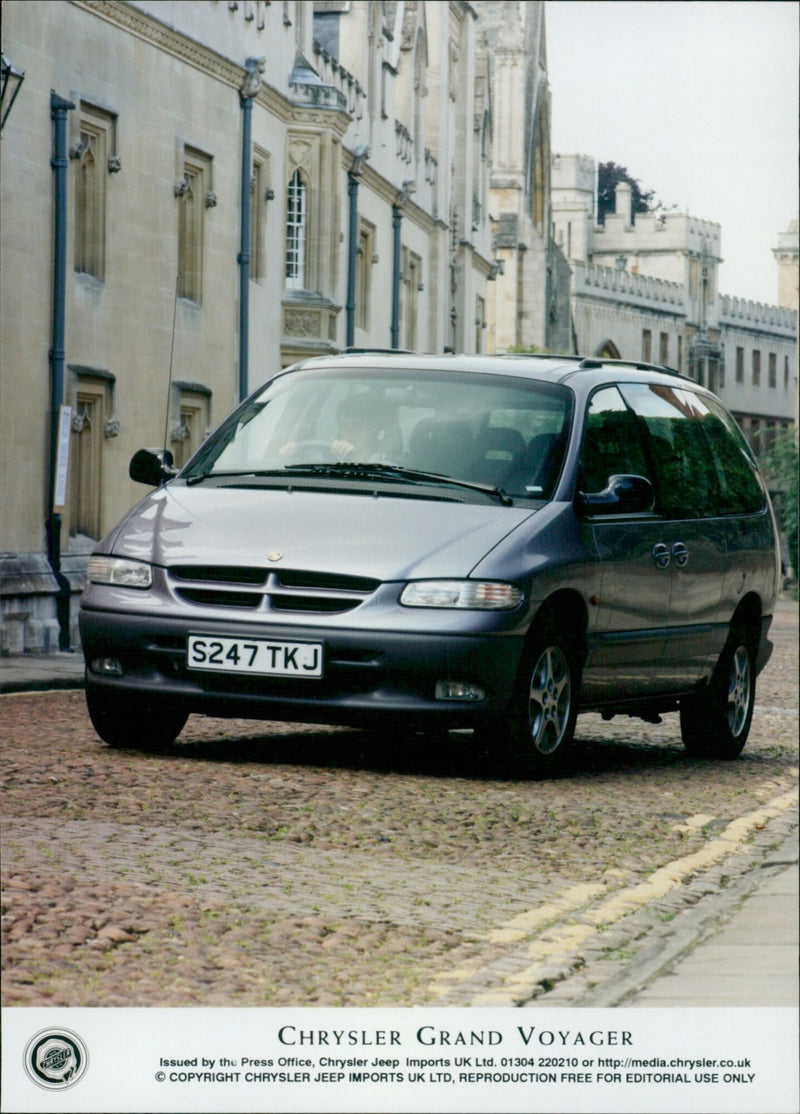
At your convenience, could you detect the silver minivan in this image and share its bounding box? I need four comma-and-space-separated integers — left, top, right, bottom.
80, 353, 780, 774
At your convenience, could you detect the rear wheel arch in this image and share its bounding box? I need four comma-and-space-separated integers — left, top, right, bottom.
680, 593, 763, 760
727, 592, 763, 654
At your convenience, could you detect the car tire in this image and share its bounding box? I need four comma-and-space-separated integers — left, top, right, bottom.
679, 634, 755, 759
481, 618, 580, 777
86, 681, 188, 749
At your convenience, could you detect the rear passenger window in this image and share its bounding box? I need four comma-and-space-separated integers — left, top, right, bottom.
579, 386, 650, 494
619, 384, 764, 519
699, 396, 766, 514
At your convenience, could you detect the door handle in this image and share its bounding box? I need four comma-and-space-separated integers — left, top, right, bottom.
672, 542, 689, 568
652, 543, 670, 569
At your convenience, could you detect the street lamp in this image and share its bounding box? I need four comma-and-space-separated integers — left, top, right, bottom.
1, 53, 26, 131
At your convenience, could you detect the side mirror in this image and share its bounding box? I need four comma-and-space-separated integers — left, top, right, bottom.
578, 474, 654, 515
129, 448, 178, 487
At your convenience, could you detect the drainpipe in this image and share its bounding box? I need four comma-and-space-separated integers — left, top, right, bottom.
345, 146, 369, 349
390, 180, 415, 350
237, 57, 264, 402
390, 204, 402, 350
48, 91, 75, 651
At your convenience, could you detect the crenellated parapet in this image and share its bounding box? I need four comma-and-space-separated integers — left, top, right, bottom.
720, 295, 797, 337
595, 210, 722, 260
572, 262, 685, 314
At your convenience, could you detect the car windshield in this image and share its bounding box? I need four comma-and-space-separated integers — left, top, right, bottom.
182, 366, 572, 500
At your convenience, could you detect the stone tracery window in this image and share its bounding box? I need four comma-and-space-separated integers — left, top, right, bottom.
177, 147, 213, 304
285, 169, 308, 289
400, 248, 421, 350
250, 149, 271, 282
531, 103, 550, 235
170, 386, 211, 468
736, 346, 745, 383
355, 221, 375, 331
68, 370, 115, 540
70, 391, 103, 538
74, 106, 115, 280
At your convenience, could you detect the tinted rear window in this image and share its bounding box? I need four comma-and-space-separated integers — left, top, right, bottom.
620, 384, 765, 518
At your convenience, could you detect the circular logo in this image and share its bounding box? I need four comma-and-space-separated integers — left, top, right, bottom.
24, 1029, 88, 1091
267, 550, 283, 562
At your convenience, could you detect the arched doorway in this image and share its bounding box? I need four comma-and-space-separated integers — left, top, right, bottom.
596, 340, 621, 359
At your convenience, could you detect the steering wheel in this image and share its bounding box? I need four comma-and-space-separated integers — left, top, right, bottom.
284, 439, 333, 463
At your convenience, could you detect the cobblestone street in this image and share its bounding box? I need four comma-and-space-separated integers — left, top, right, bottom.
2, 603, 797, 1008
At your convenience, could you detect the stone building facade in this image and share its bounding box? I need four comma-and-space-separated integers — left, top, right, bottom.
472, 0, 571, 355
1, 0, 558, 654
773, 219, 799, 315
551, 153, 797, 455
10, 2, 789, 656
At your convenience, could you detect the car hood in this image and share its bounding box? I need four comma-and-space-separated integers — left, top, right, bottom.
105, 483, 539, 581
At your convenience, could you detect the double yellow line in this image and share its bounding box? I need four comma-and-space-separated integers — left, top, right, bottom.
429, 781, 798, 1007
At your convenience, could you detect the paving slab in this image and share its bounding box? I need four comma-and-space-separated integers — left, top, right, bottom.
629, 858, 799, 1008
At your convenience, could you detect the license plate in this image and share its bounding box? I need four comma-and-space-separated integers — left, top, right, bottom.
187, 635, 323, 678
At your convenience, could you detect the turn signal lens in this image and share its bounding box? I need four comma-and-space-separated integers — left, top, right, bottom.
87, 556, 153, 589
400, 580, 522, 610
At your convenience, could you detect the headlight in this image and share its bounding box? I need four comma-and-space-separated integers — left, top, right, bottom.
86, 556, 153, 589
400, 580, 522, 610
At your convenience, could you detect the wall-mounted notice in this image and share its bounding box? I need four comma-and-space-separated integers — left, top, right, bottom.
54, 405, 72, 510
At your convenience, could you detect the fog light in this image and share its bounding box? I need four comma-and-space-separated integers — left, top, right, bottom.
435, 680, 485, 702
91, 657, 123, 676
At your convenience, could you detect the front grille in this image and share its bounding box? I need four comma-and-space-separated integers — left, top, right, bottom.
167, 565, 380, 614
172, 565, 266, 586
271, 595, 362, 613
176, 588, 262, 609
276, 570, 379, 593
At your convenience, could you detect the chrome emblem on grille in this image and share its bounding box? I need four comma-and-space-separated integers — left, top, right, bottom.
267, 551, 283, 562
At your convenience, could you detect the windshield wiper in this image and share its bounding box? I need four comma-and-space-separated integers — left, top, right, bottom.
187, 461, 514, 505
185, 468, 286, 486
186, 461, 513, 504
275, 461, 514, 505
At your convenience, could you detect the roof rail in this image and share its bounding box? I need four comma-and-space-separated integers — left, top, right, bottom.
576, 357, 689, 380
501, 351, 584, 361
342, 347, 415, 355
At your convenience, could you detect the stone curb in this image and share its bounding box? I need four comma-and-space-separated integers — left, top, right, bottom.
0, 654, 85, 694
429, 805, 798, 1007
568, 818, 799, 1008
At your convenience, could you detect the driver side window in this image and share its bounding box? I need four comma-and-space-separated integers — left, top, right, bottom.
579, 386, 650, 494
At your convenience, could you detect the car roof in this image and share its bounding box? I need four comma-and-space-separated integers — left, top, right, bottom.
290, 350, 698, 391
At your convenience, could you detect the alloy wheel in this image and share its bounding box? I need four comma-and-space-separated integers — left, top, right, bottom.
528, 645, 572, 755
727, 644, 752, 738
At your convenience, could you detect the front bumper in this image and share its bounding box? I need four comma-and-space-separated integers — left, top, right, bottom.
79, 607, 525, 728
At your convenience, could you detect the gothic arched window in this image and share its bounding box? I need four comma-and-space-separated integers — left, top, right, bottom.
531, 105, 550, 236
285, 169, 308, 289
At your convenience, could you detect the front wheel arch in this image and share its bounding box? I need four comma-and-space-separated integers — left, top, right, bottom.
478, 596, 587, 777
526, 590, 589, 669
